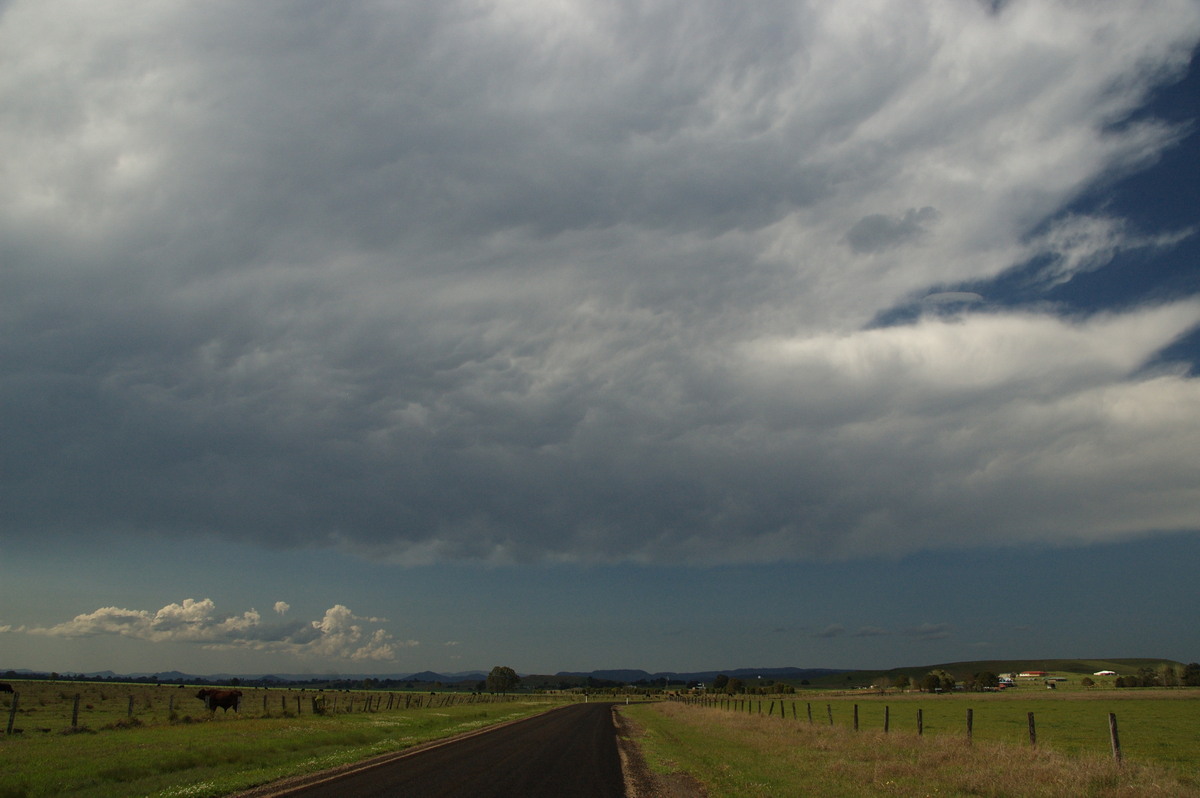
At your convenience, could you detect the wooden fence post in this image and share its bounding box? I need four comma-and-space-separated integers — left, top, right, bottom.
72, 694, 81, 727
884, 705, 889, 733
768, 701, 775, 717
807, 702, 813, 724
966, 708, 973, 743
1027, 712, 1036, 746
128, 695, 135, 718
826, 704, 833, 725
6, 692, 18, 735
853, 704, 859, 731
1109, 713, 1122, 764
917, 708, 923, 736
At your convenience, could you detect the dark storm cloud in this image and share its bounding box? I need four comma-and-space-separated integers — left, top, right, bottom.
2, 1, 1200, 565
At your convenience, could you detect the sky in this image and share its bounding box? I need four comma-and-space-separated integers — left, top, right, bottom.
2, 0, 1199, 678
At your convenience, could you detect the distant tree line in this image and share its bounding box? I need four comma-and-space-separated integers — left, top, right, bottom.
709, 674, 798, 695
1114, 663, 1200, 688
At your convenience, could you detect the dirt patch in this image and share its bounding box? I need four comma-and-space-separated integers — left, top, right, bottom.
613, 706, 707, 798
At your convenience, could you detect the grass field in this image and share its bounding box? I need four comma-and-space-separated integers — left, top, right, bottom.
622, 691, 1200, 797
0, 681, 570, 797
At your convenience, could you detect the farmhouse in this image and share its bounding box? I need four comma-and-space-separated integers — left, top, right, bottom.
1093, 670, 1117, 676
1018, 671, 1046, 678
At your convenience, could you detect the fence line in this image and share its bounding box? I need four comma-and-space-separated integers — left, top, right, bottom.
669, 695, 1126, 763
0, 684, 581, 736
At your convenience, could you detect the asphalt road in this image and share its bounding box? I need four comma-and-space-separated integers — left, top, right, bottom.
260, 701, 627, 798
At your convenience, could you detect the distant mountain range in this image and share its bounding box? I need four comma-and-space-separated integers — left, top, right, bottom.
554, 667, 845, 683
2, 666, 844, 684
9, 659, 1177, 686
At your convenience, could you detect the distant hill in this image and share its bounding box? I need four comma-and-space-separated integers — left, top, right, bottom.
5, 659, 1188, 688
800, 658, 1188, 688
554, 667, 847, 684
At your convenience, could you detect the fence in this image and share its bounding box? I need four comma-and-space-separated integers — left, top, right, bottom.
670, 695, 1126, 763
1, 682, 559, 736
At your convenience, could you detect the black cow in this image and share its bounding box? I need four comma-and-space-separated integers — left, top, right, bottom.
196, 688, 242, 713
0, 683, 12, 693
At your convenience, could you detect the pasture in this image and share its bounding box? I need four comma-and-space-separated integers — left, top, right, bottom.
622, 690, 1200, 797
0, 680, 572, 797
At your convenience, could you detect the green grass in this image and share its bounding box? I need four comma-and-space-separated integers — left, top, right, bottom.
623, 697, 1200, 797
0, 682, 569, 797
693, 690, 1200, 772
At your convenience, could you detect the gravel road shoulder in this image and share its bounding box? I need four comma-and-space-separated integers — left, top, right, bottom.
614, 705, 707, 798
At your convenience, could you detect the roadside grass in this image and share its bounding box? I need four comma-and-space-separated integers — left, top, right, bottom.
808, 690, 1200, 769
0, 685, 564, 798
621, 700, 1200, 797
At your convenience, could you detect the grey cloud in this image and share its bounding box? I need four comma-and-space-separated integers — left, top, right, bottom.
853, 626, 890, 638
845, 207, 940, 254
904, 623, 953, 641
2, 1, 1200, 566
923, 292, 984, 305
814, 624, 847, 639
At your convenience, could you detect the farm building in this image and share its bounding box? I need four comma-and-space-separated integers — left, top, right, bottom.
1093, 670, 1117, 676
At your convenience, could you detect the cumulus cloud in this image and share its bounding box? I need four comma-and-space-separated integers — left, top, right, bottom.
1, 0, 1199, 566
24, 599, 406, 662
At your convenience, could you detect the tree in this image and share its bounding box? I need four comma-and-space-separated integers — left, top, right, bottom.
893, 674, 911, 691
1182, 663, 1200, 687
712, 674, 729, 691
726, 677, 745, 694
974, 671, 999, 691
486, 666, 520, 694
1136, 667, 1160, 687
922, 669, 955, 692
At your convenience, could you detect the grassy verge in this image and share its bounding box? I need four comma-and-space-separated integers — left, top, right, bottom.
620, 701, 1199, 797
0, 700, 556, 797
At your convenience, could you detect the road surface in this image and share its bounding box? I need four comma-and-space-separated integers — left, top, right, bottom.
249, 701, 627, 798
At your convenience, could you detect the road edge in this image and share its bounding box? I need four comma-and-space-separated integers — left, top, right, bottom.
231, 702, 576, 798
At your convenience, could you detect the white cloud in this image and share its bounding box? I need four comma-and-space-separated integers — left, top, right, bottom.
273, 601, 290, 616
25, 599, 408, 663
1025, 214, 1195, 288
